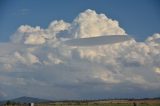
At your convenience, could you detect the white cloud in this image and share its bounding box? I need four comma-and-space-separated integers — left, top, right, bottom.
146, 33, 160, 46
154, 67, 160, 74
43, 53, 63, 65
146, 33, 160, 42
67, 9, 126, 38
14, 51, 40, 65
11, 20, 70, 45
0, 9, 160, 99
11, 9, 127, 45
48, 20, 70, 34
24, 34, 46, 45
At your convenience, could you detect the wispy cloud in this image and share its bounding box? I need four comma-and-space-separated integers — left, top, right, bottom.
20, 8, 30, 15
12, 8, 30, 16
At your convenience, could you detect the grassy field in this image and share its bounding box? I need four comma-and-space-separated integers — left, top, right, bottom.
33, 103, 160, 106
34, 101, 160, 106
4, 103, 160, 106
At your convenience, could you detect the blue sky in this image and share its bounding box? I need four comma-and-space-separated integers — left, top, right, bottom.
0, 0, 160, 42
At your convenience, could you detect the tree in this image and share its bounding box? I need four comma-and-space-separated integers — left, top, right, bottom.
5, 100, 16, 105
6, 100, 12, 105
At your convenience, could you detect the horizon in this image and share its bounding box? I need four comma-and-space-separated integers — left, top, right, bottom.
1, 96, 160, 102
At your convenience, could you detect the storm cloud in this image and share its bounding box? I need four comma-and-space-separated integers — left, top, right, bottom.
0, 9, 160, 100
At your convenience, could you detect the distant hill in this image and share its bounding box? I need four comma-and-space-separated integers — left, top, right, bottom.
0, 96, 51, 105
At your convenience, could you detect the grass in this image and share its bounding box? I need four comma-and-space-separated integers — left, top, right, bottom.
33, 103, 160, 106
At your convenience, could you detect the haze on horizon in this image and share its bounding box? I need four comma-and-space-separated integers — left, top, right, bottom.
0, 0, 160, 100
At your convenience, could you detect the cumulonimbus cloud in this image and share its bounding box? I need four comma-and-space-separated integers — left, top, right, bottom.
0, 9, 160, 100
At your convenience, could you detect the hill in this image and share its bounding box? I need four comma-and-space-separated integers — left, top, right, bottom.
0, 96, 51, 105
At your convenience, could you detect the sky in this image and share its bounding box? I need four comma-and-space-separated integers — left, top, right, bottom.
0, 0, 160, 42
0, 0, 160, 100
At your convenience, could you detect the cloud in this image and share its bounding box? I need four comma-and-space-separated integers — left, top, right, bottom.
146, 33, 160, 47
11, 20, 70, 45
11, 9, 127, 45
154, 67, 160, 74
14, 51, 40, 65
58, 9, 127, 39
11, 25, 47, 45
146, 33, 160, 42
69, 9, 126, 38
0, 9, 160, 100
64, 35, 131, 46
20, 9, 30, 15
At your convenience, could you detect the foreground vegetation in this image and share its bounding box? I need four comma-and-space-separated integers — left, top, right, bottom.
34, 103, 160, 106
3, 103, 160, 106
